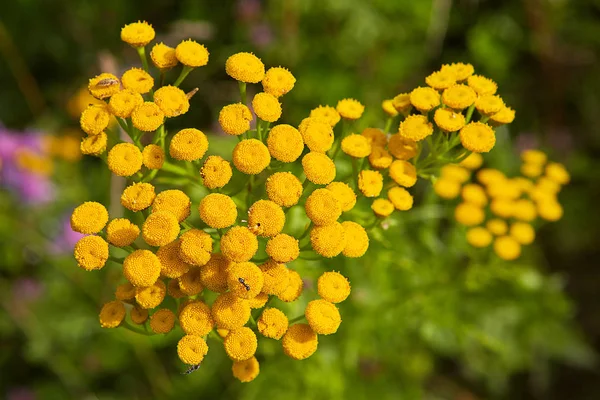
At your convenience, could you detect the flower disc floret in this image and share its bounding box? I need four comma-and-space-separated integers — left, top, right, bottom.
142, 210, 180, 247
121, 21, 155, 47
262, 67, 296, 97
74, 235, 109, 271
233, 139, 271, 175
267, 124, 304, 162
123, 250, 161, 287
175, 39, 209, 67
99, 301, 126, 328
227, 262, 264, 299
459, 122, 496, 153
282, 324, 318, 360
310, 222, 346, 258
169, 128, 208, 161
177, 335, 208, 365
252, 92, 282, 122
248, 199, 285, 237
257, 308, 288, 340
336, 98, 364, 120
341, 134, 371, 158
201, 156, 232, 189
121, 182, 156, 212
198, 193, 237, 229
71, 201, 108, 234
341, 221, 369, 258
219, 103, 253, 135
265, 172, 302, 207
302, 152, 336, 185
305, 299, 341, 335
212, 292, 251, 330
318, 271, 351, 303
225, 52, 265, 83
221, 226, 259, 262
131, 102, 164, 132
106, 218, 140, 247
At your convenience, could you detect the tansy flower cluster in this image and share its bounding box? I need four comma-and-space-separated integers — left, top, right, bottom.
433, 150, 569, 260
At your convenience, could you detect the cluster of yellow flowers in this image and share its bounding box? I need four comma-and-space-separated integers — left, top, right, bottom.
433, 150, 569, 260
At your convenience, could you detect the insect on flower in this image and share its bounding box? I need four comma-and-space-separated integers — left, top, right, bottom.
94, 78, 120, 88
182, 363, 202, 375
238, 277, 251, 291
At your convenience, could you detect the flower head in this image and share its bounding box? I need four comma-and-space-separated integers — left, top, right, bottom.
179, 301, 214, 336
135, 280, 166, 309
131, 306, 149, 324
460, 153, 483, 170
302, 152, 336, 185
106, 218, 140, 247
219, 103, 253, 135
466, 227, 492, 248
220, 226, 259, 262
459, 122, 496, 153
262, 67, 296, 97
232, 357, 260, 383
80, 132, 107, 156
267, 124, 304, 162
389, 160, 417, 187
546, 162, 570, 185
99, 301, 126, 328
358, 170, 383, 198
252, 92, 282, 122
310, 222, 346, 258
442, 84, 476, 110
259, 259, 290, 295
326, 182, 356, 212
156, 240, 190, 278
151, 43, 178, 69
123, 250, 161, 287
388, 186, 414, 210
175, 39, 209, 67
224, 327, 258, 361
201, 156, 232, 189
371, 198, 394, 217
200, 253, 232, 293
341, 221, 369, 258
150, 309, 176, 334
265, 172, 303, 207
494, 236, 521, 260
211, 292, 251, 330
248, 199, 285, 237
233, 139, 271, 175
228, 262, 264, 299
142, 210, 180, 247
121, 21, 155, 47
80, 104, 110, 135
490, 106, 516, 125
177, 335, 208, 365
266, 234, 299, 263
121, 182, 156, 212
257, 308, 288, 340
142, 144, 164, 170
410, 87, 440, 112
131, 102, 164, 132
282, 324, 318, 360
467, 75, 498, 95
115, 282, 136, 301
341, 134, 371, 158
74, 235, 109, 271
305, 188, 342, 226
178, 268, 204, 295
454, 202, 485, 226
154, 86, 190, 117
336, 98, 364, 120
434, 108, 466, 132
122, 68, 154, 94
198, 193, 237, 229
318, 271, 350, 303
305, 299, 341, 335
361, 127, 387, 148
169, 128, 208, 161
226, 52, 265, 83
382, 99, 399, 117
388, 135, 418, 160
298, 118, 334, 153
441, 62, 474, 81
88, 73, 121, 99
392, 93, 412, 113
309, 105, 340, 127
276, 268, 303, 302
179, 229, 212, 267
109, 89, 143, 118
425, 70, 456, 90
433, 178, 461, 199
461, 184, 488, 207
108, 143, 143, 177
475, 94, 505, 115
71, 201, 108, 234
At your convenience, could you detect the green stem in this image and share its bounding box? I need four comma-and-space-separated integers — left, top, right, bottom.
351, 157, 359, 190
174, 65, 194, 87
239, 81, 247, 105
108, 255, 125, 264
383, 117, 393, 134
121, 320, 154, 336
297, 222, 313, 241
465, 104, 475, 123
136, 46, 150, 72
288, 315, 305, 324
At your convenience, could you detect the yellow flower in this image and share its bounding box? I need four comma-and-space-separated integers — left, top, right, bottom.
358, 170, 383, 198
123, 250, 161, 287
441, 164, 470, 183
475, 94, 505, 115
200, 254, 232, 293
361, 127, 387, 148
115, 282, 136, 301
219, 103, 253, 136
108, 89, 143, 118
310, 222, 346, 258
425, 70, 456, 90
135, 280, 166, 309
305, 188, 342, 226
513, 199, 537, 221
224, 327, 257, 361
536, 198, 563, 221
177, 335, 208, 365
392, 93, 412, 113
226, 52, 265, 83
298, 117, 334, 153
232, 357, 260, 383
257, 308, 288, 340
233, 139, 271, 175
490, 199, 515, 219
494, 236, 521, 260
150, 309, 175, 334
131, 102, 165, 132
179, 229, 212, 267
142, 144, 164, 170
88, 73, 121, 99
305, 299, 341, 335
455, 202, 485, 226
341, 134, 372, 158
175, 39, 209, 67
310, 105, 341, 127
142, 210, 180, 247
371, 198, 394, 217
466, 227, 492, 248
486, 178, 521, 200
276, 269, 303, 302
248, 292, 269, 309
441, 62, 475, 81
80, 104, 110, 135
212, 292, 251, 330
267, 124, 304, 162
265, 172, 303, 207
227, 262, 264, 299
433, 177, 461, 199
341, 221, 369, 258
80, 132, 107, 156
442, 84, 477, 110
106, 218, 140, 247
302, 152, 336, 185
150, 42, 178, 69
326, 181, 356, 212
388, 186, 414, 210
71, 201, 108, 234
521, 163, 542, 178
108, 143, 143, 177
252, 92, 282, 122
154, 86, 190, 117
336, 98, 364, 120
248, 200, 285, 237
545, 162, 570, 185
460, 153, 483, 170
490, 106, 516, 125
259, 259, 290, 296
317, 271, 350, 303
388, 135, 418, 160
74, 235, 109, 271
121, 182, 156, 212
221, 226, 259, 262
169, 128, 208, 161
130, 306, 149, 324
510, 222, 535, 245
282, 324, 318, 360
179, 301, 214, 336
262, 67, 296, 97
168, 279, 186, 299
467, 75, 497, 95
389, 160, 417, 187
459, 122, 496, 153
156, 240, 190, 278
410, 87, 440, 112
178, 268, 204, 295
266, 234, 299, 263
399, 115, 433, 141
461, 184, 487, 207
477, 168, 505, 185
382, 99, 399, 117
434, 108, 466, 132
486, 219, 508, 236
201, 156, 232, 189
521, 149, 547, 165
99, 300, 126, 328
121, 21, 155, 47
198, 193, 237, 229
121, 68, 154, 94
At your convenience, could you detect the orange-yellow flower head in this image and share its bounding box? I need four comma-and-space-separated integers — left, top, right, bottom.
135, 280, 166, 309
156, 240, 190, 278
179, 229, 212, 267
107, 143, 143, 177
388, 186, 414, 211
388, 135, 418, 160
80, 104, 110, 136
130, 306, 149, 324
121, 68, 154, 94
121, 21, 155, 47
433, 178, 461, 200
487, 219, 508, 236
410, 87, 440, 112
232, 357, 260, 383
277, 268, 303, 302
318, 271, 351, 303
169, 128, 208, 161
142, 210, 180, 247
371, 198, 394, 217
341, 134, 371, 158
179, 301, 214, 336
266, 234, 299, 263
99, 300, 126, 328
211, 292, 251, 330
219, 103, 253, 136
142, 144, 164, 170
399, 115, 434, 141
121, 182, 156, 212
88, 73, 121, 100
259, 259, 290, 296
298, 117, 334, 153
198, 193, 237, 229
200, 253, 232, 293
475, 94, 505, 116
341, 221, 369, 258
459, 122, 496, 153
305, 188, 342, 226
262, 67, 296, 97
441, 62, 475, 81
546, 162, 570, 185
282, 324, 318, 360
434, 108, 466, 132
149, 309, 176, 334
80, 133, 107, 156
336, 98, 364, 120
71, 201, 108, 234
302, 152, 336, 185
455, 202, 485, 226
442, 84, 477, 110
224, 327, 258, 361
326, 181, 356, 212
201, 156, 233, 189
123, 249, 161, 287
252, 92, 282, 123
265, 172, 303, 208
175, 39, 209, 67
108, 89, 143, 118
358, 170, 383, 198
309, 105, 341, 127
305, 299, 341, 335
310, 222, 346, 258
220, 226, 259, 262
154, 86, 190, 117
361, 127, 388, 148
426, 69, 457, 90
248, 199, 285, 237
131, 102, 164, 132
460, 153, 484, 170
461, 184, 488, 207
178, 268, 204, 296
467, 75, 498, 95
267, 124, 304, 162
490, 106, 516, 125
225, 52, 265, 83
150, 42, 178, 69
227, 262, 264, 299
494, 236, 521, 260
392, 93, 412, 113
152, 189, 191, 222
232, 139, 271, 175
177, 335, 208, 365
115, 282, 136, 301
257, 308, 289, 340
74, 235, 109, 271
106, 218, 140, 247
389, 160, 417, 187
466, 227, 493, 248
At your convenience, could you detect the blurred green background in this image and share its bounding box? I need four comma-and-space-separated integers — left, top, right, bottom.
1, 0, 599, 399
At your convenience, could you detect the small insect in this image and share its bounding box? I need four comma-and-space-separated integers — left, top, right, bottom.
182, 363, 202, 375
238, 277, 251, 291
94, 78, 120, 88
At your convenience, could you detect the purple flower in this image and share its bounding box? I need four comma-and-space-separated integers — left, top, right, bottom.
50, 216, 85, 254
